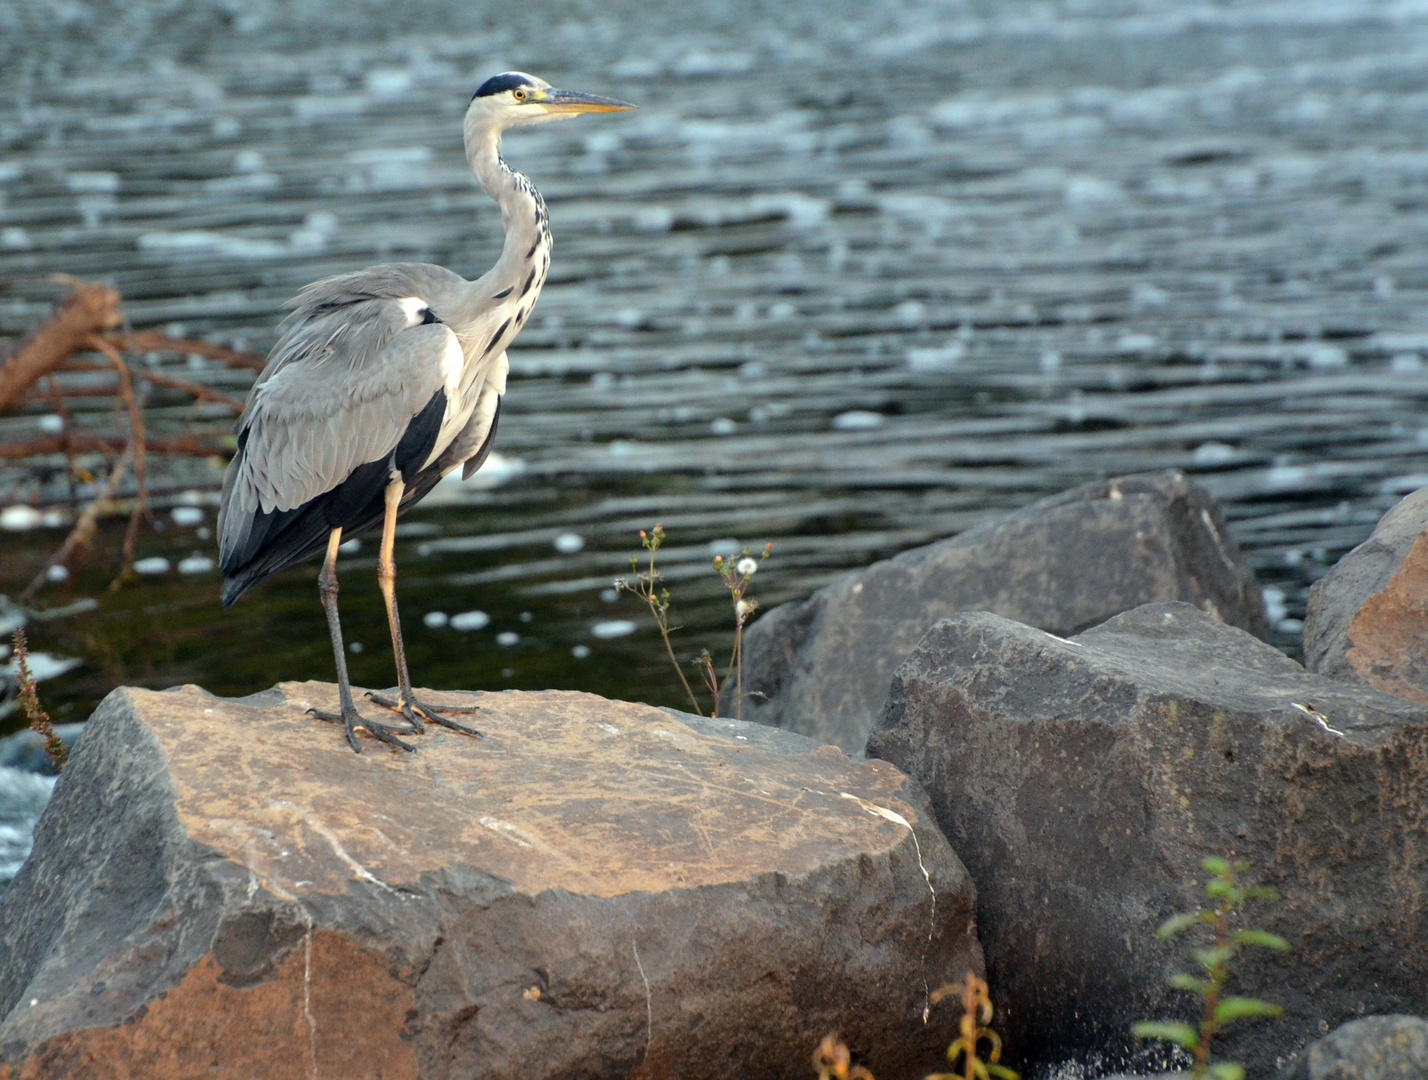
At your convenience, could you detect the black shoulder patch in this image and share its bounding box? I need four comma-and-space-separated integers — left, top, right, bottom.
420, 305, 440, 324
394, 388, 449, 480
473, 72, 533, 100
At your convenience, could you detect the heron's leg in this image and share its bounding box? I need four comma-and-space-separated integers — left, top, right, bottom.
366, 479, 482, 736
307, 526, 415, 753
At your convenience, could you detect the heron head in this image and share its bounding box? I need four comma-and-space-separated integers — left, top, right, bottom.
467, 71, 634, 130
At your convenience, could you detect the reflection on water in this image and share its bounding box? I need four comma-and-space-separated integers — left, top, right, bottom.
5, 0, 1428, 729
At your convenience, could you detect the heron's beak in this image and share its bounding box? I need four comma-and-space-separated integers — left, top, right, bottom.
538, 88, 636, 114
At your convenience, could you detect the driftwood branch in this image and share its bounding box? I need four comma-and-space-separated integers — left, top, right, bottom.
43, 373, 78, 496
0, 278, 256, 593
20, 370, 246, 411
87, 335, 149, 582
0, 434, 228, 459
131, 368, 246, 412
0, 282, 122, 414
22, 443, 134, 601
0, 279, 255, 460
114, 330, 266, 371
0, 280, 262, 421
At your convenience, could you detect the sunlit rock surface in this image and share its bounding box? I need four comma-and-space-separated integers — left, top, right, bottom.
869, 603, 1428, 1078
0, 682, 979, 1080
1305, 488, 1428, 705
731, 471, 1268, 754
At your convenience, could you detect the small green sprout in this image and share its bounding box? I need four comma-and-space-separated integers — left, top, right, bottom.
927, 973, 1020, 1080
813, 1033, 876, 1080
1134, 857, 1290, 1080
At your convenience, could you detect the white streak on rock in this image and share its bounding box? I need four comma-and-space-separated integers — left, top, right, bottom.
841, 792, 935, 1021
302, 915, 317, 1080
633, 940, 652, 1065
1293, 702, 1346, 737
272, 800, 397, 893
479, 815, 534, 849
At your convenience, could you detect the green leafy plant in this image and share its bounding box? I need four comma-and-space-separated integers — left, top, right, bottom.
12, 627, 66, 770
616, 524, 770, 720
1134, 856, 1290, 1080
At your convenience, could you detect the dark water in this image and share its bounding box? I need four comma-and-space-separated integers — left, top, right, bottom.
5, 0, 1428, 735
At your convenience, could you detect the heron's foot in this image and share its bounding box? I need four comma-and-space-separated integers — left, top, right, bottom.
308, 703, 417, 753
366, 691, 483, 738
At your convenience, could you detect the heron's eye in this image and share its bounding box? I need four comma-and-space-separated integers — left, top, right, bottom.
513, 88, 528, 101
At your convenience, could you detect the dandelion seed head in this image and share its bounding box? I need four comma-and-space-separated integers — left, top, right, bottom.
736, 557, 757, 577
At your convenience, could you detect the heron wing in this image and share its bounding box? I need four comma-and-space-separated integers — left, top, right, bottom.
219, 297, 459, 577
456, 350, 509, 478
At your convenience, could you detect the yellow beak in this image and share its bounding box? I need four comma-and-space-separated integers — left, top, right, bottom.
538, 88, 636, 114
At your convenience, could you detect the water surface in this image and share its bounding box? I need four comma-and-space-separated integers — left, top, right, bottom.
4, 0, 1428, 729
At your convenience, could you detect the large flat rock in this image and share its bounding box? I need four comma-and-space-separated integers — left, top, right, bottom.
1305, 488, 1428, 704
0, 682, 981, 1080
867, 603, 1428, 1077
727, 471, 1268, 754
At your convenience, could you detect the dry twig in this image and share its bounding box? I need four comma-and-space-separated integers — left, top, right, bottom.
87, 334, 149, 585
0, 433, 227, 460
0, 280, 122, 414
131, 367, 246, 412
21, 443, 134, 600
113, 329, 265, 371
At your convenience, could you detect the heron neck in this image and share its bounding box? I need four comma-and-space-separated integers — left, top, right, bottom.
465, 126, 550, 294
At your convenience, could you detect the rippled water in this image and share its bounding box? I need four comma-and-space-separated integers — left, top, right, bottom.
5, 0, 1428, 732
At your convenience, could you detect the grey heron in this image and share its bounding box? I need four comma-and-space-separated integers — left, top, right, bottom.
217, 72, 633, 752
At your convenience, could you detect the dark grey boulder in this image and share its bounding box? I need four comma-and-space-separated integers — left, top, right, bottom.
726, 470, 1268, 754
0, 681, 980, 1080
867, 602, 1428, 1078
1305, 488, 1428, 705
1280, 1015, 1428, 1080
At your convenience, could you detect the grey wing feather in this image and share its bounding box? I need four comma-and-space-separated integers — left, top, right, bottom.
219, 292, 456, 568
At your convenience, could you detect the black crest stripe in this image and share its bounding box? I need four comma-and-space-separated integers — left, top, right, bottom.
473, 72, 533, 99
